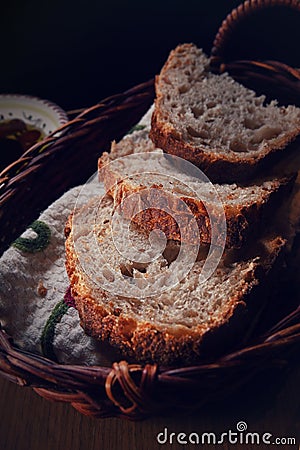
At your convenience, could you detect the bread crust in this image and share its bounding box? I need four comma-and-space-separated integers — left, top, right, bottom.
149, 43, 300, 183
150, 108, 300, 184
65, 213, 286, 366
99, 152, 295, 249
122, 178, 295, 248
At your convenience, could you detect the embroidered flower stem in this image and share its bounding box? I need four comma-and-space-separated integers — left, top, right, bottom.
41, 300, 69, 361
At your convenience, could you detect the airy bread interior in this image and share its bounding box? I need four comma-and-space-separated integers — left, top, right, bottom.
150, 43, 300, 170
66, 194, 285, 356
65, 43, 300, 365
99, 127, 293, 249
100, 130, 288, 208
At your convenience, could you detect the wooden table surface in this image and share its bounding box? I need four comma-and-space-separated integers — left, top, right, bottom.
1, 364, 299, 450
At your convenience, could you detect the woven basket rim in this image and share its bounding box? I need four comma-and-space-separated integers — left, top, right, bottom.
1, 0, 300, 419
1, 307, 299, 418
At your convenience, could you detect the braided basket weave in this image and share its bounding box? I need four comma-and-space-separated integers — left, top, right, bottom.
0, 0, 300, 420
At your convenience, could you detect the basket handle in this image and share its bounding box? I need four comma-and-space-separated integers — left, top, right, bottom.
210, 0, 300, 105
211, 0, 300, 72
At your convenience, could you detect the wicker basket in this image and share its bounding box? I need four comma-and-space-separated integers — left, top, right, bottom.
0, 0, 300, 420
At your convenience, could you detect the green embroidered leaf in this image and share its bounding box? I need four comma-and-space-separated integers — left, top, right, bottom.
127, 124, 146, 135
13, 220, 51, 253
40, 300, 69, 361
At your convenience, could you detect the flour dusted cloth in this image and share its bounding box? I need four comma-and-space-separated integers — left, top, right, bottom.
0, 176, 122, 365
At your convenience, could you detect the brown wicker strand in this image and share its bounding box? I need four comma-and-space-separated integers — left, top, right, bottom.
210, 0, 300, 105
264, 305, 300, 335
0, 1, 300, 420
0, 79, 154, 257
0, 313, 299, 418
105, 361, 158, 416
33, 388, 115, 418
211, 0, 300, 72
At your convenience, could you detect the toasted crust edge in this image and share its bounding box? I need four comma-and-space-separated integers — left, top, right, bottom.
98, 150, 295, 249
150, 108, 300, 184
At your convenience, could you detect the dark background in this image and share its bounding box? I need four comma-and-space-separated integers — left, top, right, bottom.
1, 0, 300, 112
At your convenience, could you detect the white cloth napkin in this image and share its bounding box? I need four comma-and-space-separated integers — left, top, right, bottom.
0, 177, 117, 365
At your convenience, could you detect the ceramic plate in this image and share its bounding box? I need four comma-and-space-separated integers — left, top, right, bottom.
0, 94, 68, 135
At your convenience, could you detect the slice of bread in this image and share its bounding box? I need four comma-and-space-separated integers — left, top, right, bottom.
98, 129, 294, 249
149, 44, 300, 183
65, 194, 286, 366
